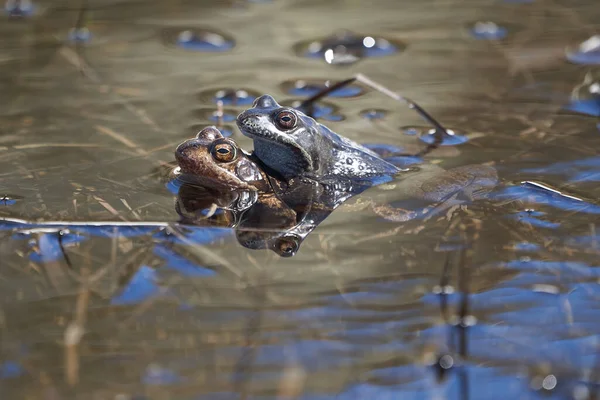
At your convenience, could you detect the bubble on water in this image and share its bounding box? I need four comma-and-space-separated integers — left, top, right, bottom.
360, 109, 388, 120
197, 88, 260, 106
162, 28, 235, 52
214, 89, 256, 106
281, 79, 365, 98
468, 21, 509, 40
67, 27, 92, 43
419, 127, 469, 146
4, 0, 34, 17
281, 99, 345, 121
400, 125, 422, 136
0, 360, 24, 379
294, 30, 406, 66
1, 194, 23, 206
566, 35, 600, 65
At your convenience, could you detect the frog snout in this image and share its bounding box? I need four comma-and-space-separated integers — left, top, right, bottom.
236, 111, 260, 134
175, 139, 202, 164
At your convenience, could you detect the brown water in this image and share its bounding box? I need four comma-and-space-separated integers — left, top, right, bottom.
1, 0, 600, 398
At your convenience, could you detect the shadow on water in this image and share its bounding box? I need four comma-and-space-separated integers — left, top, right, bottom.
2, 0, 600, 398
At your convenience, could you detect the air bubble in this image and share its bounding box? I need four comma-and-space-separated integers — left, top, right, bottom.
566, 35, 600, 65
294, 30, 405, 66
162, 28, 235, 52
419, 128, 469, 146
198, 88, 260, 106
360, 109, 388, 120
68, 27, 92, 43
280, 99, 345, 121
468, 21, 508, 40
4, 0, 34, 17
281, 79, 365, 98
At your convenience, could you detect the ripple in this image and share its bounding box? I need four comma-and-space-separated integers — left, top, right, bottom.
294, 30, 405, 66
565, 70, 600, 117
566, 35, 600, 65
281, 78, 365, 98
192, 108, 237, 123
400, 125, 469, 145
4, 0, 34, 17
161, 28, 235, 52
467, 21, 509, 40
360, 109, 388, 120
280, 99, 345, 121
67, 27, 92, 43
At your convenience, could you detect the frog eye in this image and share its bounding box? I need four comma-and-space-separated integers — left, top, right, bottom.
274, 235, 299, 257
210, 139, 237, 163
275, 110, 297, 131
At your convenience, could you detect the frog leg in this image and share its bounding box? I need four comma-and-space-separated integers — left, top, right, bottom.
298, 74, 450, 157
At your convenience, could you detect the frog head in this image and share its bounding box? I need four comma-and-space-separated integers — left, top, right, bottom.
236, 95, 329, 180
175, 126, 263, 191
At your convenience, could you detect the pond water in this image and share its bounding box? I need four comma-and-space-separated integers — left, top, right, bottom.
1, 0, 600, 399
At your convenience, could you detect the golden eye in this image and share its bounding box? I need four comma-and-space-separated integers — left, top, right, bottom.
275, 236, 299, 257
210, 139, 237, 162
275, 110, 297, 130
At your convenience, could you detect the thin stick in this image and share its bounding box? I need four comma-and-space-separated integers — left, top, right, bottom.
298, 78, 356, 109
299, 74, 448, 157
355, 74, 446, 156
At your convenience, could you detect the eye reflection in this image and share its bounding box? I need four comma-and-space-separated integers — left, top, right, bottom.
275, 110, 297, 130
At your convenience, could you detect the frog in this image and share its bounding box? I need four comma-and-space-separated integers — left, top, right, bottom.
175, 126, 267, 192
236, 94, 399, 185
175, 127, 316, 255
174, 127, 498, 256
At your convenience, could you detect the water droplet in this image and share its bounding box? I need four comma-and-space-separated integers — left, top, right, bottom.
281, 79, 364, 98
280, 99, 345, 121
4, 0, 34, 17
468, 21, 509, 40
294, 30, 405, 66
541, 375, 557, 391
162, 28, 235, 52
439, 354, 454, 369
360, 109, 388, 120
67, 27, 92, 43
192, 108, 237, 123
566, 35, 600, 65
409, 126, 469, 145
197, 88, 260, 106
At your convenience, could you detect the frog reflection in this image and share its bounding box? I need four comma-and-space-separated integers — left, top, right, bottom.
174, 127, 498, 257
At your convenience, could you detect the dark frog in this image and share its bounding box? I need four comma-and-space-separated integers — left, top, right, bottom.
236, 95, 399, 184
